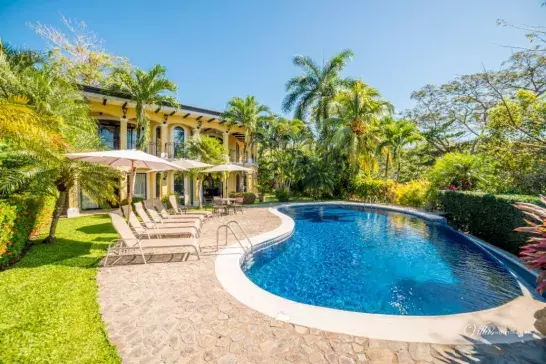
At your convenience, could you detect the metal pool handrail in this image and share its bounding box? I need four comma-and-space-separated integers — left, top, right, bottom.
216, 221, 254, 253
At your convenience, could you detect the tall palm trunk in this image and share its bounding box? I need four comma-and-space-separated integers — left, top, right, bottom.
43, 182, 68, 244
384, 152, 390, 179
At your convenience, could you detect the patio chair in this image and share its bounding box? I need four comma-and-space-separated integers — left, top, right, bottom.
135, 202, 202, 231
169, 195, 212, 220
124, 208, 198, 238
105, 213, 200, 266
232, 197, 244, 214
212, 197, 226, 216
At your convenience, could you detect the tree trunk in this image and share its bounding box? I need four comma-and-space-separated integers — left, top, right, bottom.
43, 185, 67, 244
396, 154, 402, 182
384, 153, 390, 179
197, 179, 203, 209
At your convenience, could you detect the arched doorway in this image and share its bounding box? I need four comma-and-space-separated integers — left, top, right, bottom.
203, 175, 222, 202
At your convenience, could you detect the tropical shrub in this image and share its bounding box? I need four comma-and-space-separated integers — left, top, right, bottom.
513, 196, 546, 294
349, 177, 396, 203
275, 188, 290, 202
229, 192, 257, 204
429, 152, 496, 191
393, 180, 430, 208
437, 190, 543, 254
0, 195, 55, 268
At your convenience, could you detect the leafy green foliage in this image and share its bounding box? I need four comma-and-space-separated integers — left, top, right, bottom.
222, 96, 270, 161
111, 64, 177, 150
0, 195, 55, 268
393, 180, 430, 208
437, 190, 543, 254
428, 152, 496, 191
349, 176, 396, 202
275, 188, 290, 202
282, 49, 354, 134
0, 214, 120, 363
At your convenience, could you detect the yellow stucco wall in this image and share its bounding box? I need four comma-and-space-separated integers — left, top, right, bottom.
68, 97, 257, 211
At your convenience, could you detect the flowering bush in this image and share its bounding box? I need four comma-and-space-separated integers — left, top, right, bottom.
514, 196, 546, 294
0, 195, 55, 268
393, 180, 430, 208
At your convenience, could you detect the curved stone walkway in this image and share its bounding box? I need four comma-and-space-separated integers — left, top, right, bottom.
97, 208, 545, 364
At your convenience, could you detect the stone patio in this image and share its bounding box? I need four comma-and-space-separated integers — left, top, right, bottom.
97, 208, 546, 364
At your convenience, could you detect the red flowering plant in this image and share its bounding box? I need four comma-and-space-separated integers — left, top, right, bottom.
514, 196, 546, 294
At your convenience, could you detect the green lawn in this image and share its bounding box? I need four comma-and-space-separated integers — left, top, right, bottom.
0, 214, 120, 363
256, 193, 315, 204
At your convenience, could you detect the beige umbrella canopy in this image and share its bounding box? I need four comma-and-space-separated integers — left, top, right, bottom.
66, 150, 186, 216
170, 158, 213, 169
203, 163, 253, 198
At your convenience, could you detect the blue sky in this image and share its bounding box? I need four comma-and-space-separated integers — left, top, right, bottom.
1, 0, 544, 116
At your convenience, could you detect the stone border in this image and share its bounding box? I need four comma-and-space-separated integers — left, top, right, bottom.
215, 203, 545, 344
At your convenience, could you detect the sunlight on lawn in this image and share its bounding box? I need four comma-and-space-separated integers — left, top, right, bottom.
0, 214, 120, 364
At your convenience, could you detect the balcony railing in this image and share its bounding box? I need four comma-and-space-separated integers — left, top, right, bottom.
147, 142, 160, 157
165, 142, 187, 159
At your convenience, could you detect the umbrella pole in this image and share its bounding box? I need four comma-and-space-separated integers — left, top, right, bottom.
127, 161, 136, 217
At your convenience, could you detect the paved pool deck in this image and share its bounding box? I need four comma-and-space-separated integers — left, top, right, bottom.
97, 208, 546, 364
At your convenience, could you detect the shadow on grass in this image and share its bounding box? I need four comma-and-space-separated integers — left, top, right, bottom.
11, 216, 116, 270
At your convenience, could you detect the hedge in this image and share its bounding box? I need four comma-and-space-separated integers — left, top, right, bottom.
437, 190, 543, 254
0, 195, 55, 269
228, 192, 257, 204
349, 177, 429, 208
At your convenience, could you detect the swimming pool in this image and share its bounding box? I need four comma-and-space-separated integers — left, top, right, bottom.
243, 204, 522, 316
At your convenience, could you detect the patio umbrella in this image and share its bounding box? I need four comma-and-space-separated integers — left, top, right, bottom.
66, 150, 187, 216
170, 158, 213, 169
203, 163, 253, 198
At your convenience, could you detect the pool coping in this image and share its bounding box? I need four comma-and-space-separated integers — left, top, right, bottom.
215, 202, 545, 345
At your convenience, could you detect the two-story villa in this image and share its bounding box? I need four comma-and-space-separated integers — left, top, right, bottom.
67, 86, 258, 213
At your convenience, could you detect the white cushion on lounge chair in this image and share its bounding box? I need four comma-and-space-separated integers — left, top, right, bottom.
135, 202, 201, 230
107, 213, 200, 265
125, 210, 198, 238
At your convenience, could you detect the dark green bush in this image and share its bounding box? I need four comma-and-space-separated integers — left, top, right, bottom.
275, 188, 290, 202
0, 195, 55, 268
437, 190, 543, 254
228, 192, 257, 204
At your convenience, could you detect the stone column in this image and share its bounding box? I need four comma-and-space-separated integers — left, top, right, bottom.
160, 121, 169, 156
223, 131, 230, 159
183, 175, 190, 206
148, 172, 155, 200
120, 117, 128, 149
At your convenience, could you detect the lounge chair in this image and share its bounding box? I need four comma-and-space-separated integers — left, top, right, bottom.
169, 195, 212, 220
105, 212, 200, 266
151, 199, 207, 223
122, 208, 199, 238
134, 202, 202, 231
145, 200, 204, 225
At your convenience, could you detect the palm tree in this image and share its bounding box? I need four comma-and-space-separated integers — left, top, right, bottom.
0, 42, 121, 243
325, 80, 393, 174
111, 64, 177, 150
377, 119, 422, 181
282, 49, 354, 136
185, 135, 228, 208
222, 96, 270, 163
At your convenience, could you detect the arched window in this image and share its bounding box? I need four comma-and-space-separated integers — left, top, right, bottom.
173, 126, 185, 158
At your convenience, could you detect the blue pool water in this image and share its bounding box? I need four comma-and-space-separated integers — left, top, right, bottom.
244, 205, 522, 316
